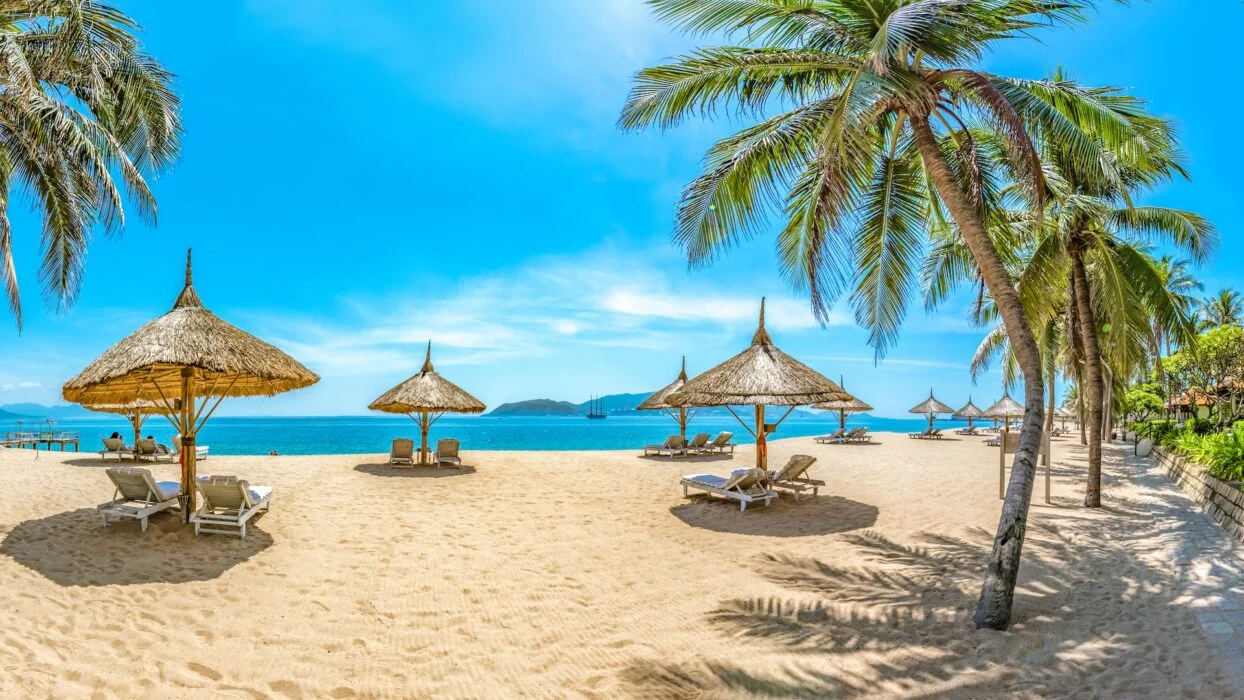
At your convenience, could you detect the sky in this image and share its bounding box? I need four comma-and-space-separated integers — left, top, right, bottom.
0, 0, 1239, 417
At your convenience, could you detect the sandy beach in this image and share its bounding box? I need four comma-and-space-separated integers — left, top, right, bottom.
0, 432, 1238, 698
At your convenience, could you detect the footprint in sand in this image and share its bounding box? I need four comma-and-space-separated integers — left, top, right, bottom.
187, 661, 222, 681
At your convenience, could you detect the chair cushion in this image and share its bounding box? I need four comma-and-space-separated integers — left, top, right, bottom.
249, 486, 274, 503
155, 481, 182, 500
682, 474, 728, 489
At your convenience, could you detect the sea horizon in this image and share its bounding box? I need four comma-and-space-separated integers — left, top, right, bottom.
6, 413, 988, 456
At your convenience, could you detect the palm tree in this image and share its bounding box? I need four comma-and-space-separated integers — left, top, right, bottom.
621, 0, 1153, 629
0, 2, 182, 328
1150, 256, 1201, 387
1199, 289, 1243, 329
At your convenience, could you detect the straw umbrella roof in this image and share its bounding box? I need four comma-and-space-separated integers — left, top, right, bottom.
368, 342, 486, 414
82, 399, 165, 416
637, 356, 689, 411
1055, 405, 1076, 418
908, 390, 954, 415
63, 251, 319, 405
954, 397, 984, 419
665, 299, 850, 407
814, 377, 872, 412
983, 393, 1025, 419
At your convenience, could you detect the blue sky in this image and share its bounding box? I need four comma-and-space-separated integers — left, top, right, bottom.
0, 0, 1238, 417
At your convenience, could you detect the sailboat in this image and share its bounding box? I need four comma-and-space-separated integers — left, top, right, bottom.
586, 395, 607, 419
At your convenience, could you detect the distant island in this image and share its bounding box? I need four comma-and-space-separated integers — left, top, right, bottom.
0, 403, 97, 420
486, 392, 821, 418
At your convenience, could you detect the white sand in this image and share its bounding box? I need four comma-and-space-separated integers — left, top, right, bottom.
0, 432, 1236, 697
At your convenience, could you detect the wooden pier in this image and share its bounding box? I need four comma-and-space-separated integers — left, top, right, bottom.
1, 432, 80, 452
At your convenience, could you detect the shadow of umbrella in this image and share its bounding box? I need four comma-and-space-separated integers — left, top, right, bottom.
670, 496, 878, 537
353, 464, 477, 478
1, 508, 272, 586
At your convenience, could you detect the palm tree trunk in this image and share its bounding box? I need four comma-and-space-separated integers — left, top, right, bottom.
911, 117, 1044, 630
1069, 246, 1103, 507
1077, 381, 1087, 444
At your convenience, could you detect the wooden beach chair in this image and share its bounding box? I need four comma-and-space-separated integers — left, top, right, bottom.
390, 438, 415, 465
767, 455, 823, 501
190, 476, 274, 539
644, 435, 686, 458
133, 438, 175, 463
680, 467, 776, 512
99, 437, 131, 460
908, 427, 933, 439
984, 435, 1001, 447
685, 433, 711, 453
848, 427, 873, 443
436, 439, 462, 467
703, 432, 735, 453
814, 428, 846, 444
97, 467, 182, 533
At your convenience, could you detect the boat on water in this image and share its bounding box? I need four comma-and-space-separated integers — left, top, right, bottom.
586, 395, 607, 419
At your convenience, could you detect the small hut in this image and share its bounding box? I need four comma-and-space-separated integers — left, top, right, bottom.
983, 393, 1025, 434
666, 298, 850, 470
908, 390, 955, 432
63, 250, 319, 517
369, 342, 486, 465
83, 400, 164, 446
637, 356, 697, 441
954, 396, 985, 433
813, 376, 872, 430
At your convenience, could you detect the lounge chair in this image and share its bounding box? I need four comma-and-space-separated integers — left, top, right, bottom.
767, 455, 822, 501
99, 437, 131, 461
680, 467, 776, 512
685, 433, 711, 453
847, 427, 873, 443
703, 432, 735, 453
436, 438, 462, 467
930, 428, 943, 439
190, 475, 274, 539
909, 427, 933, 439
644, 435, 686, 458
814, 428, 846, 444
172, 435, 210, 460
390, 438, 415, 465
984, 435, 1001, 447
97, 466, 182, 532
133, 438, 175, 463
955, 426, 978, 436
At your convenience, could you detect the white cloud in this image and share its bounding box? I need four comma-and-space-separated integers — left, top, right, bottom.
0, 381, 41, 392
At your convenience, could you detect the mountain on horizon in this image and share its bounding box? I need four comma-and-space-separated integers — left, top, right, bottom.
0, 403, 97, 420
488, 391, 820, 418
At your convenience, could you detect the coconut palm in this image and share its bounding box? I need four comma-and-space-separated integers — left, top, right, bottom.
620, 0, 1156, 629
1150, 256, 1200, 387
1199, 289, 1244, 330
0, 2, 182, 328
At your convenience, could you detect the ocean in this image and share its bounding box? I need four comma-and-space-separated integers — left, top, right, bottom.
11, 414, 964, 456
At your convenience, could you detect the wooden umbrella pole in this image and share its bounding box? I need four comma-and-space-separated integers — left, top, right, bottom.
839, 409, 846, 431
420, 410, 430, 466
180, 368, 197, 520
679, 407, 687, 441
755, 404, 766, 471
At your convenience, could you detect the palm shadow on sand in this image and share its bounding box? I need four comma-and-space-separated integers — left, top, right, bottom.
354, 463, 477, 478
627, 447, 1241, 697
1, 508, 272, 586
671, 495, 879, 537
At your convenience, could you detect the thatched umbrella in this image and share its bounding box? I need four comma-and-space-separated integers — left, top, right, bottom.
1054, 405, 1075, 431
83, 399, 164, 446
368, 341, 486, 465
954, 396, 985, 432
983, 392, 1025, 434
63, 250, 319, 517
813, 376, 872, 430
908, 390, 955, 432
666, 298, 850, 470
637, 356, 698, 441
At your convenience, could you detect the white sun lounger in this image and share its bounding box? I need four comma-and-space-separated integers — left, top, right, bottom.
767, 455, 823, 501
814, 428, 846, 444
190, 475, 274, 539
685, 433, 711, 453
132, 438, 175, 463
390, 438, 415, 465
703, 432, 735, 453
680, 467, 776, 512
436, 438, 462, 467
644, 435, 686, 458
97, 466, 182, 532
848, 427, 873, 443
99, 437, 132, 460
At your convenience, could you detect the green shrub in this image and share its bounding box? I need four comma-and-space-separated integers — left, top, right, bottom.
1134, 419, 1180, 447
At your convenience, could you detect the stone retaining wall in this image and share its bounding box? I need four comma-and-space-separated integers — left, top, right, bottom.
1153, 448, 1244, 543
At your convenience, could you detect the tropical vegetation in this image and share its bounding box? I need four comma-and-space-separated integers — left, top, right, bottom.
621, 0, 1220, 630
0, 1, 182, 329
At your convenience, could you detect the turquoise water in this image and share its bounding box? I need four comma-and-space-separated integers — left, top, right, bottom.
14, 414, 961, 456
